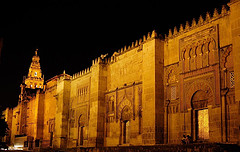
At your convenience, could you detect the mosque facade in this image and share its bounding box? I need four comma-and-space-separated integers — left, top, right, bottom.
2, 0, 240, 149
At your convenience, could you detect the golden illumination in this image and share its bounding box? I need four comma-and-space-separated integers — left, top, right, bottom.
198, 109, 209, 140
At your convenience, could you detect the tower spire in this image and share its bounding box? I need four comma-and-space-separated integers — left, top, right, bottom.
24, 49, 44, 89
35, 48, 38, 56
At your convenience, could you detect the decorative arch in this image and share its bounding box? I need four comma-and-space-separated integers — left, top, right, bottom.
78, 114, 84, 127
107, 96, 115, 113
118, 97, 132, 120
195, 44, 201, 69
208, 38, 216, 50
190, 89, 211, 141
165, 65, 178, 85
221, 45, 233, 69
208, 38, 217, 65
120, 105, 132, 144
181, 49, 186, 60
121, 105, 132, 121
166, 69, 173, 85
184, 47, 191, 72
202, 41, 209, 67
191, 90, 209, 109
185, 80, 214, 110
189, 45, 197, 71
196, 44, 201, 55
77, 114, 85, 146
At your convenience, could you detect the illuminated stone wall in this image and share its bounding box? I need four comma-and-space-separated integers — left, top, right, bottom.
10, 105, 21, 145
54, 74, 71, 148
68, 71, 91, 147
42, 77, 58, 147
67, 31, 164, 147
104, 44, 144, 146
3, 1, 240, 149
229, 0, 240, 144
163, 3, 239, 144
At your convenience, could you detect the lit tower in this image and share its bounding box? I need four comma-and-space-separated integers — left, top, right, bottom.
24, 49, 44, 89
18, 49, 44, 136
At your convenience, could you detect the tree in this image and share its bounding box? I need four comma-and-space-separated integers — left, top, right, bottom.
0, 109, 8, 139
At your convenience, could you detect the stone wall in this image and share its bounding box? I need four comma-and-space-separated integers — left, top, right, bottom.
4, 1, 240, 149
229, 0, 240, 144
163, 2, 239, 144
68, 71, 92, 147
42, 77, 58, 147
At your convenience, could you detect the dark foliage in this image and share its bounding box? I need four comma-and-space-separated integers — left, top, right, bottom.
0, 112, 8, 138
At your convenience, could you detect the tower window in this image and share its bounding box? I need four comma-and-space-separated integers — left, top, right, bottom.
34, 72, 37, 76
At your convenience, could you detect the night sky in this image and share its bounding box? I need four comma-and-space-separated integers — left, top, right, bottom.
0, 0, 229, 109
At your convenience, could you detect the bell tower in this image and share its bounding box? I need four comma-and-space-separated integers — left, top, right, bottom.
17, 49, 45, 136
24, 49, 44, 89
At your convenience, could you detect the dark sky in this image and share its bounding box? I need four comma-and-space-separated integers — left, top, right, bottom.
0, 0, 229, 109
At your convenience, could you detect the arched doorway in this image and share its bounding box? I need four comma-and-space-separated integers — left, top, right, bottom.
120, 106, 131, 144
49, 124, 54, 147
77, 115, 84, 146
191, 90, 210, 141
123, 120, 130, 144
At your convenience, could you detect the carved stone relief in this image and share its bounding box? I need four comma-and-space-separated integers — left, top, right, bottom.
184, 74, 214, 110
74, 106, 88, 128
164, 63, 179, 103
179, 26, 219, 73
121, 106, 132, 121
164, 64, 180, 113
220, 45, 233, 69
105, 83, 142, 122
164, 63, 179, 86
118, 90, 133, 121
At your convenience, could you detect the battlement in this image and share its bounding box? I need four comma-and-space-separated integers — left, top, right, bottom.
103, 30, 159, 64
71, 30, 159, 80
71, 4, 229, 80
165, 5, 229, 40
115, 30, 158, 55
72, 67, 91, 80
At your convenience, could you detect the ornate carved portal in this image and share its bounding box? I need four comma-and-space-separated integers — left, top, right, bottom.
105, 83, 142, 145
120, 106, 131, 144
191, 90, 210, 141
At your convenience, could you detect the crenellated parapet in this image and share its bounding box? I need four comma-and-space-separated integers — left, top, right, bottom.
116, 30, 157, 54
72, 67, 92, 80
72, 30, 159, 80
104, 30, 159, 64
115, 30, 158, 55
165, 5, 229, 40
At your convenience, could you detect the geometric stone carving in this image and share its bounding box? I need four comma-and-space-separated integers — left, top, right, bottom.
170, 86, 177, 100
121, 106, 132, 121
230, 72, 235, 88
118, 98, 132, 121
184, 78, 214, 110
179, 26, 218, 73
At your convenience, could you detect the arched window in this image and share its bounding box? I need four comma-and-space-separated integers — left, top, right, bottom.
108, 96, 114, 113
